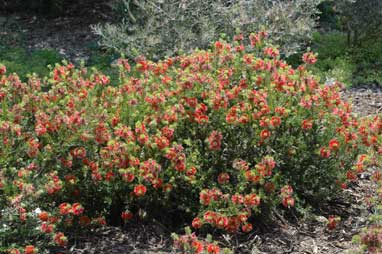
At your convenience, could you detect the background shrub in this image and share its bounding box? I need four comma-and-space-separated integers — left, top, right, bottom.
311, 0, 382, 86
92, 0, 322, 60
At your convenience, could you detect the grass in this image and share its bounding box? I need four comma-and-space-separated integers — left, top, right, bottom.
0, 46, 62, 80
287, 31, 382, 87
0, 44, 120, 82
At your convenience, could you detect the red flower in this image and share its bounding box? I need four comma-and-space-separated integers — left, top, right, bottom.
8, 248, 20, 254
121, 211, 134, 221
41, 223, 54, 233
327, 215, 340, 230
320, 147, 331, 158
242, 223, 253, 233
192, 217, 203, 229
0, 65, 6, 75
231, 194, 244, 204
260, 129, 271, 140
208, 131, 223, 151
244, 194, 260, 207
280, 185, 293, 196
203, 211, 217, 223
264, 47, 279, 58
71, 203, 84, 215
217, 173, 230, 185
134, 184, 147, 197
301, 119, 313, 130
35, 123, 47, 136
59, 203, 71, 215
93, 216, 107, 225
151, 178, 163, 189
302, 52, 317, 65
282, 196, 295, 208
215, 41, 224, 50
264, 182, 275, 193
72, 147, 87, 159
79, 216, 91, 225
122, 173, 135, 183
206, 244, 220, 254
24, 246, 37, 254
199, 190, 211, 206
38, 211, 49, 221
54, 232, 68, 246
346, 170, 358, 181
192, 240, 204, 254
161, 126, 174, 140
186, 167, 197, 176
154, 136, 170, 150
270, 116, 281, 127
215, 216, 228, 229
329, 139, 340, 151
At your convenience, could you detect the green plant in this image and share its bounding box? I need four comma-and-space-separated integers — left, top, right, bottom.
0, 34, 375, 253
308, 32, 355, 85
0, 47, 62, 80
350, 39, 382, 85
92, 0, 322, 60
332, 0, 382, 46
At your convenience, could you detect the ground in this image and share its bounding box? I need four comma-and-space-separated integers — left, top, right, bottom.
1, 6, 381, 254
0, 0, 113, 62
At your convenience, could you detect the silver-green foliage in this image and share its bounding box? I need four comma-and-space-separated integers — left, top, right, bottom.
92, 0, 322, 60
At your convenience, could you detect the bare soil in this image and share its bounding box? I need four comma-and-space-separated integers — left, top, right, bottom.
0, 0, 114, 62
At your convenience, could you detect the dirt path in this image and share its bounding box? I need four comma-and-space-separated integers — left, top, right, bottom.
0, 0, 113, 62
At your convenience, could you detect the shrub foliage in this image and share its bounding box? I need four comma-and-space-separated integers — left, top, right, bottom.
0, 34, 378, 253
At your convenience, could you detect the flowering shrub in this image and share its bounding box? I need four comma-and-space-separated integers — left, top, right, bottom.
0, 33, 376, 253
351, 117, 382, 253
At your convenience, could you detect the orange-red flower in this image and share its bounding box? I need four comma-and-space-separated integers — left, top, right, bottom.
282, 196, 295, 208
302, 52, 317, 65
327, 215, 340, 230
24, 246, 37, 254
54, 232, 68, 246
260, 129, 271, 140
134, 184, 147, 197
41, 223, 54, 233
217, 173, 230, 185
59, 203, 71, 215
121, 211, 133, 221
192, 217, 203, 229
242, 223, 253, 233
71, 203, 84, 215
191, 240, 204, 254
244, 194, 260, 207
329, 139, 340, 150
208, 131, 223, 151
320, 147, 331, 158
0, 65, 6, 75
301, 119, 313, 130
206, 244, 220, 254
8, 248, 20, 254
38, 211, 49, 221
